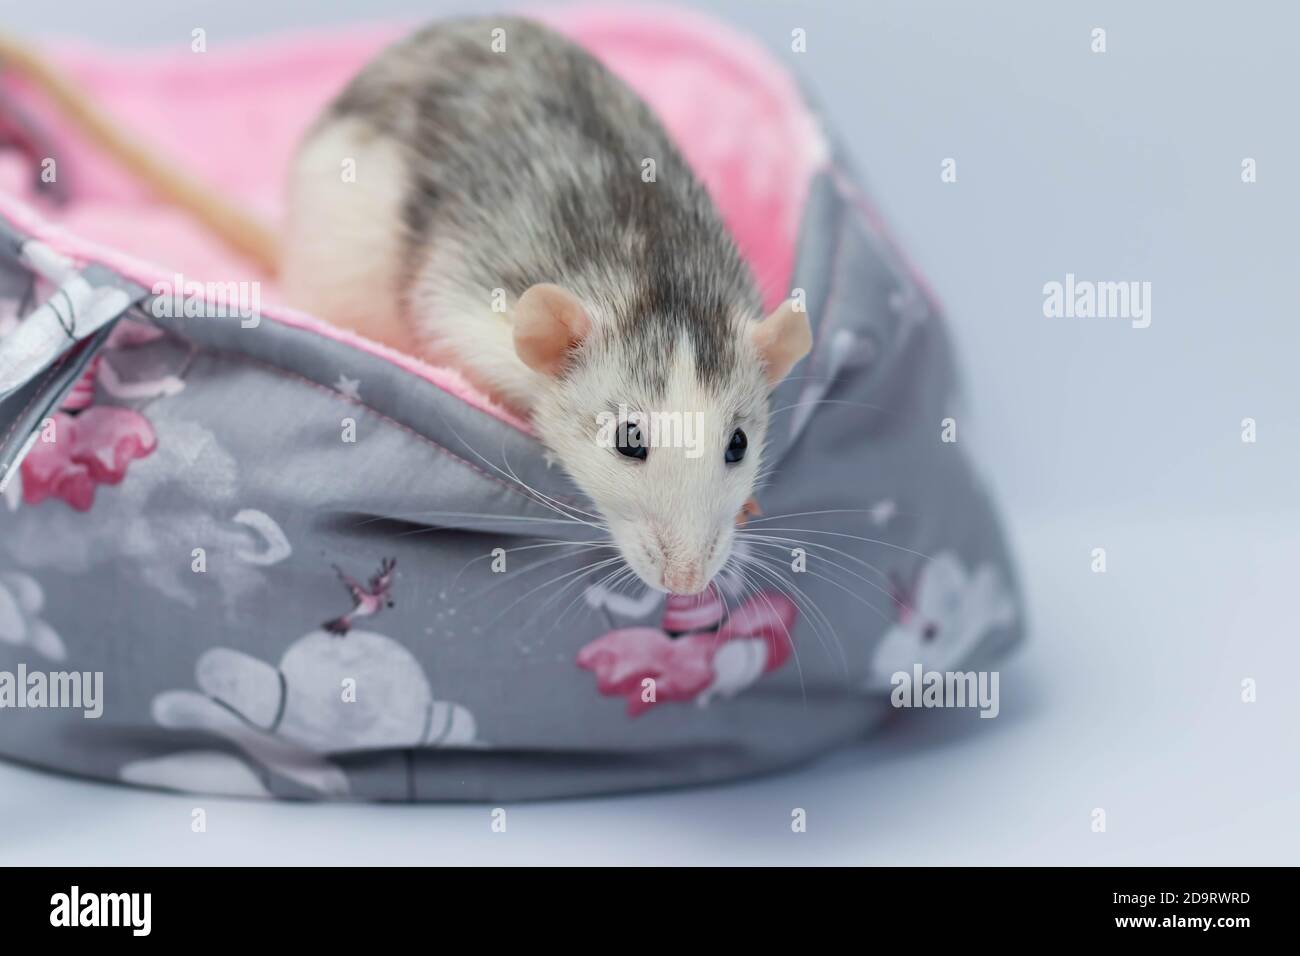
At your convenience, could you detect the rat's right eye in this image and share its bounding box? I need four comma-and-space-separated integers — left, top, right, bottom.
617, 422, 648, 460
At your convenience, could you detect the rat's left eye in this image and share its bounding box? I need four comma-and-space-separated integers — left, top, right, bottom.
725, 428, 747, 464
617, 422, 648, 460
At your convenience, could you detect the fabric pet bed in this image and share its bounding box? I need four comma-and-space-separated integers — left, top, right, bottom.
0, 6, 1022, 800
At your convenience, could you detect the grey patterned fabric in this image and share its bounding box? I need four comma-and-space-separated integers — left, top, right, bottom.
0, 89, 1022, 803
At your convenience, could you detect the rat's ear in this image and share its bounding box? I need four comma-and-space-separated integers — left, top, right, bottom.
750, 299, 812, 386
512, 283, 591, 377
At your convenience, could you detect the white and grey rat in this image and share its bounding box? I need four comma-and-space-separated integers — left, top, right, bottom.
0, 18, 812, 596
280, 17, 812, 595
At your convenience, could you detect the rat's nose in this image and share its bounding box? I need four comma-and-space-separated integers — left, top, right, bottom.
662, 563, 706, 596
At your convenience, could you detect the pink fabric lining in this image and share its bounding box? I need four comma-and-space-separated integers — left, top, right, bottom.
0, 5, 827, 429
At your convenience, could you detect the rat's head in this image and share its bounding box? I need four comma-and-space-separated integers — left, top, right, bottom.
512, 283, 811, 595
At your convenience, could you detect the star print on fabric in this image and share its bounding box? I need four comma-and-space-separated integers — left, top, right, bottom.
334, 374, 361, 401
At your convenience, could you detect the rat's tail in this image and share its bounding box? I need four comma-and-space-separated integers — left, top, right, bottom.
0, 33, 280, 274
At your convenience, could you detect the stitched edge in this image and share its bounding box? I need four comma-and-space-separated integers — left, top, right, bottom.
196, 344, 581, 512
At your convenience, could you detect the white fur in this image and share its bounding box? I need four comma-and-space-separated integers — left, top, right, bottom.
406, 247, 551, 411
532, 325, 769, 594
281, 118, 416, 353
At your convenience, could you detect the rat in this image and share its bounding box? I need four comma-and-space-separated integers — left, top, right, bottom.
0, 18, 812, 596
